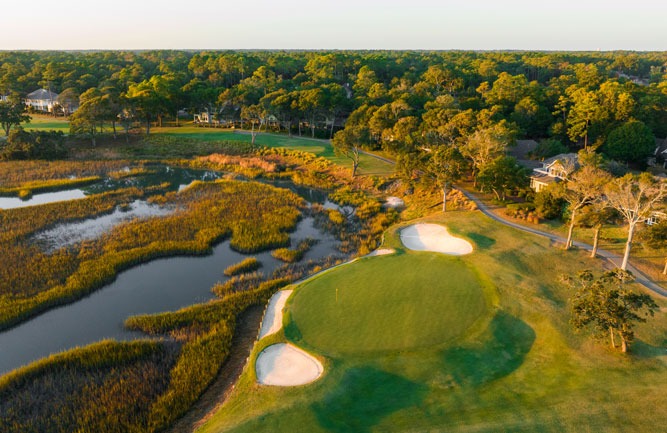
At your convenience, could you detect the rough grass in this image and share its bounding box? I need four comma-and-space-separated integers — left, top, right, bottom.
271, 238, 317, 263
224, 258, 261, 276
0, 176, 100, 197
0, 340, 179, 433
198, 210, 667, 433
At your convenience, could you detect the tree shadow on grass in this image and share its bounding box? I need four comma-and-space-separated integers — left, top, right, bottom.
630, 339, 667, 359
441, 311, 535, 387
311, 366, 427, 433
465, 232, 496, 250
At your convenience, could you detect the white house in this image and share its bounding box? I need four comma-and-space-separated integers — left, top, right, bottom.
529, 153, 580, 192
25, 88, 59, 112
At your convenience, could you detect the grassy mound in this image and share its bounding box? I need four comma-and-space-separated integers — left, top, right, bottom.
286, 254, 487, 355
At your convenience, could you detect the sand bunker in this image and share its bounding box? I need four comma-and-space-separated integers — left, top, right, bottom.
256, 343, 323, 386
400, 223, 473, 255
366, 248, 395, 256
384, 196, 405, 208
258, 290, 292, 339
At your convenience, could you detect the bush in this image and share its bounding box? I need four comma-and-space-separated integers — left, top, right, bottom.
223, 257, 261, 276
606, 160, 629, 177
533, 188, 564, 219
506, 202, 536, 212
0, 128, 67, 161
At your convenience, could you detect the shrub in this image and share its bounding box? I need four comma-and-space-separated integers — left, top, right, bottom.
0, 128, 67, 161
533, 188, 564, 219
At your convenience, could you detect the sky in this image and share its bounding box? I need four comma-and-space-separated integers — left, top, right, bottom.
1, 0, 666, 51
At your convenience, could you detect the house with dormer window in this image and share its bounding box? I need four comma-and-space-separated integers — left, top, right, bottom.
529, 153, 580, 192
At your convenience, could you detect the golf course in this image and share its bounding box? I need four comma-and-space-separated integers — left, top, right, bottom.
198, 210, 667, 433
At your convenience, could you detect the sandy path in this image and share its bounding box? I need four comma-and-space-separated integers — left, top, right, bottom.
258, 290, 293, 339
400, 223, 473, 255
256, 343, 323, 386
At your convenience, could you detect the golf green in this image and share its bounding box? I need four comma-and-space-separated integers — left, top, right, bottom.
285, 253, 488, 355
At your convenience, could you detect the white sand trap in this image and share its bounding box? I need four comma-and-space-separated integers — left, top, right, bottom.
366, 248, 395, 256
256, 343, 323, 386
384, 196, 405, 208
400, 223, 473, 255
258, 290, 292, 339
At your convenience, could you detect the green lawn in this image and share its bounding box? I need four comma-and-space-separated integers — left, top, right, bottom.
154, 127, 395, 176
198, 210, 667, 433
4, 115, 115, 136
286, 254, 488, 355
17, 116, 70, 134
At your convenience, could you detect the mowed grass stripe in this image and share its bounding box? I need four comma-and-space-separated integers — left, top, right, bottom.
286, 253, 487, 355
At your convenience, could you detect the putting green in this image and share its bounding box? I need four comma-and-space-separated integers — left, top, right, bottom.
285, 253, 488, 355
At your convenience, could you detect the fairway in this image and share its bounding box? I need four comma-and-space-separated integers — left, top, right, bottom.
154, 127, 395, 176
286, 254, 487, 355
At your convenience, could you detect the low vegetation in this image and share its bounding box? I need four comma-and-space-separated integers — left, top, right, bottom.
271, 238, 317, 263
0, 176, 100, 197
223, 258, 261, 276
0, 178, 304, 330
125, 278, 289, 431
0, 159, 128, 187
108, 167, 156, 179
0, 340, 179, 433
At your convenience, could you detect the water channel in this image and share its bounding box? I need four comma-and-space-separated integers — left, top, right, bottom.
0, 167, 341, 375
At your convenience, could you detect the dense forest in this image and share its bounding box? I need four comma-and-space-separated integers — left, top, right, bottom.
0, 50, 665, 164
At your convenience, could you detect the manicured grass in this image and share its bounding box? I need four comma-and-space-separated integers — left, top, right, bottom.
153, 127, 395, 176
13, 115, 113, 135
198, 210, 667, 433
19, 115, 70, 134
286, 254, 487, 355
458, 181, 667, 290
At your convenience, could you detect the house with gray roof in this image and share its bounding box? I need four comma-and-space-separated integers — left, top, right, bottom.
25, 88, 59, 112
529, 153, 580, 192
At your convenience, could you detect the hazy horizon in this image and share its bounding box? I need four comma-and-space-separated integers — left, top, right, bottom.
2, 0, 666, 51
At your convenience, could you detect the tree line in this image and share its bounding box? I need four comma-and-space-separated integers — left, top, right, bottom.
0, 50, 664, 156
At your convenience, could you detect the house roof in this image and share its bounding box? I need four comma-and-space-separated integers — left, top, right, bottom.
542, 153, 579, 171
507, 139, 539, 160
530, 173, 560, 184
26, 88, 58, 101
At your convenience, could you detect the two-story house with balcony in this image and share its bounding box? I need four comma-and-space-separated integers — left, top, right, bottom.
529, 153, 580, 192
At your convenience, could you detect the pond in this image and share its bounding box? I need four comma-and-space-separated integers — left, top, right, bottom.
33, 200, 173, 251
